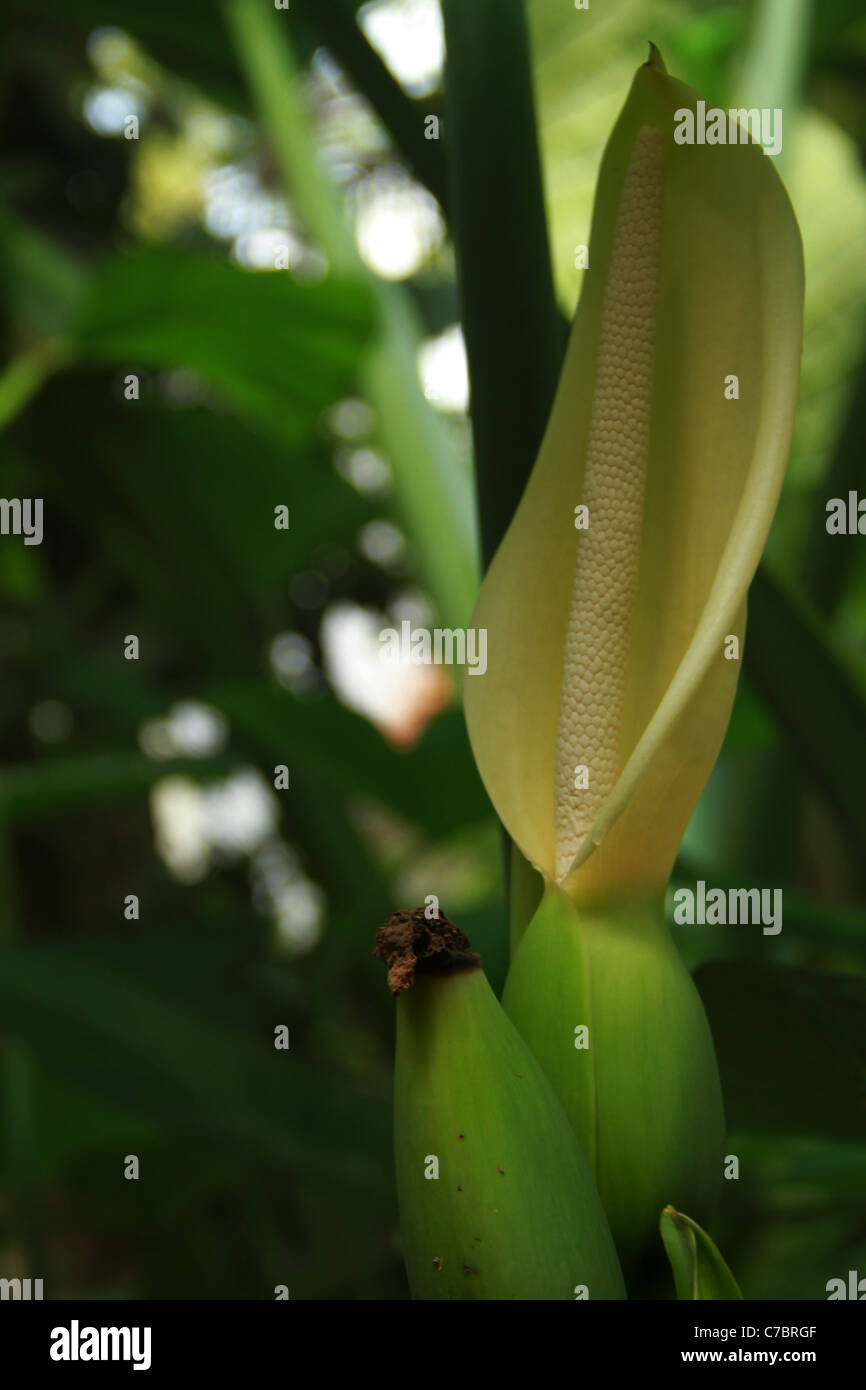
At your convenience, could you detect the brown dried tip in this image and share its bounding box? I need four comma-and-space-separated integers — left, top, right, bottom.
374, 908, 481, 995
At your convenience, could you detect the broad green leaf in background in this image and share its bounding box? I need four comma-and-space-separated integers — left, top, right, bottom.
670, 858, 866, 961
744, 567, 866, 867
0, 670, 488, 843
0, 933, 391, 1197
0, 755, 232, 821
802, 330, 866, 617
72, 249, 374, 446
211, 680, 488, 839
779, 108, 866, 559
696, 961, 866, 1142
0, 211, 86, 336
0, 1071, 157, 1182
528, 0, 667, 307
29, 384, 374, 664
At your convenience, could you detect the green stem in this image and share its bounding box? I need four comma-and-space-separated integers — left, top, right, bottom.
736, 0, 812, 179
441, 0, 564, 567
441, 0, 561, 946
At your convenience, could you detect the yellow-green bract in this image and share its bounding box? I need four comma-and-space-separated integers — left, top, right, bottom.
394, 961, 626, 1300
502, 880, 725, 1267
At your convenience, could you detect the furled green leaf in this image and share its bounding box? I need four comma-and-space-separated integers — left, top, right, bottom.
661, 1206, 743, 1299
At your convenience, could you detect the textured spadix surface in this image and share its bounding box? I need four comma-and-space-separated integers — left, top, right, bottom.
463, 50, 804, 901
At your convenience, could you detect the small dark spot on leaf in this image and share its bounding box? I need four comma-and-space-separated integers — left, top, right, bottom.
463, 1264, 479, 1276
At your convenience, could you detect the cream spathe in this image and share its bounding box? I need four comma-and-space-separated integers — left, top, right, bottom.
463, 47, 804, 907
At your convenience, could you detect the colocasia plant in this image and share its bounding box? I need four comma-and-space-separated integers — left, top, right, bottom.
380, 47, 804, 1299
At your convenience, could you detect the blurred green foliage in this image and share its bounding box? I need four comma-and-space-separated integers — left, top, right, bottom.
0, 0, 864, 1299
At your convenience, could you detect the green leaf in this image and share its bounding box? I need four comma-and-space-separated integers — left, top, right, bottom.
660, 1206, 744, 1300
0, 1070, 159, 1180
28, 375, 373, 672
672, 862, 866, 955
801, 329, 866, 615
0, 210, 85, 336
528, 0, 667, 305
72, 249, 374, 446
0, 933, 390, 1195
744, 566, 866, 866
695, 960, 866, 1142
0, 754, 232, 821
210, 680, 490, 837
